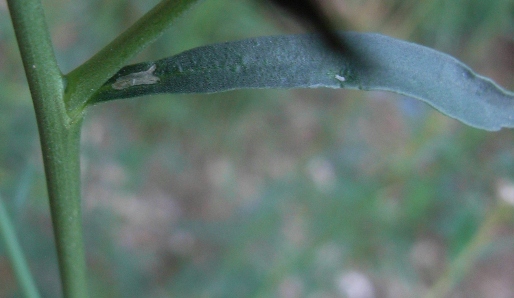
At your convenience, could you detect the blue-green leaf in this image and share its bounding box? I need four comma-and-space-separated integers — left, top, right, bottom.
92, 33, 514, 131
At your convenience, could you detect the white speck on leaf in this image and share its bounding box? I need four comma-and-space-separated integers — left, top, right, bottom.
112, 64, 160, 90
335, 74, 346, 82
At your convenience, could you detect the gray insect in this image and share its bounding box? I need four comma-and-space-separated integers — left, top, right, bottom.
112, 64, 160, 90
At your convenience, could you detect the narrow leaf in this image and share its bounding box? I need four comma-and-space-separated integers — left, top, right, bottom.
92, 33, 514, 131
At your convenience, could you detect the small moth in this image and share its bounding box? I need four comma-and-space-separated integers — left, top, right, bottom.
112, 64, 160, 90
335, 74, 346, 82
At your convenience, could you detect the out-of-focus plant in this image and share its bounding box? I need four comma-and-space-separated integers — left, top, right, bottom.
2, 0, 514, 297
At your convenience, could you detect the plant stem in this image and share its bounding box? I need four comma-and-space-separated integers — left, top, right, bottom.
424, 204, 514, 298
0, 196, 41, 298
7, 0, 88, 297
8, 0, 203, 296
39, 122, 86, 298
65, 0, 202, 114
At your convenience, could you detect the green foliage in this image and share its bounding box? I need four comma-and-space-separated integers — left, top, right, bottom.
93, 33, 513, 130
1, 0, 514, 297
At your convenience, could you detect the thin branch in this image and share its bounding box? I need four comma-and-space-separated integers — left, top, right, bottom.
0, 196, 41, 298
7, 0, 88, 297
7, 0, 64, 112
65, 0, 202, 115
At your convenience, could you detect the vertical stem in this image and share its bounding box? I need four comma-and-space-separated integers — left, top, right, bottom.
0, 197, 41, 298
7, 0, 88, 297
9, 0, 203, 296
39, 120, 87, 298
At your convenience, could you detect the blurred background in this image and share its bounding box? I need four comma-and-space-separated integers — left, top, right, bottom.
1, 0, 514, 297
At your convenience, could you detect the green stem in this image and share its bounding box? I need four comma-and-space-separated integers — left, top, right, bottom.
7, 0, 88, 297
8, 0, 203, 296
40, 123, 85, 298
65, 0, 202, 115
424, 204, 514, 298
0, 196, 41, 298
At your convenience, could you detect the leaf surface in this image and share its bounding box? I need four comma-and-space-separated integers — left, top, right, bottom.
92, 33, 514, 131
